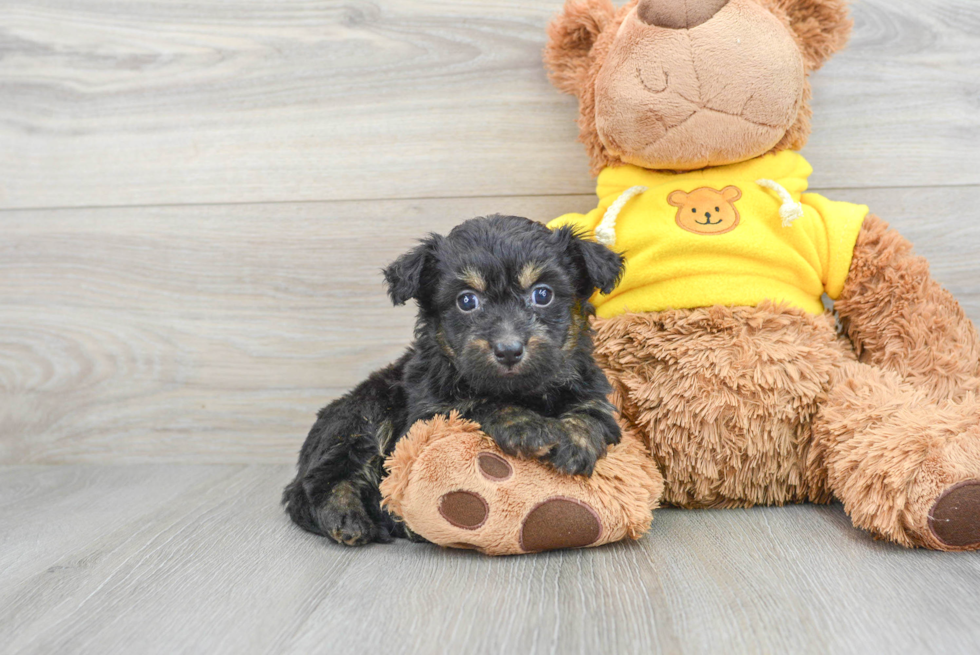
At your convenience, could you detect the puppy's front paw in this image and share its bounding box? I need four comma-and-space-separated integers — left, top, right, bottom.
316, 482, 381, 546
482, 407, 561, 458
546, 438, 600, 477
545, 414, 617, 476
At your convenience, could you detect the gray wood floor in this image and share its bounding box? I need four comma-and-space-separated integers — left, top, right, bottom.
3, 465, 980, 655
3, 0, 980, 653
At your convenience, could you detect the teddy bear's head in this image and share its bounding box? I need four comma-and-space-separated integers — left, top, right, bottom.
545, 0, 852, 174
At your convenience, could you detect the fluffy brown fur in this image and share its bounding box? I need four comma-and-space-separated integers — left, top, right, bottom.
592, 301, 854, 508
812, 360, 980, 549
835, 215, 980, 402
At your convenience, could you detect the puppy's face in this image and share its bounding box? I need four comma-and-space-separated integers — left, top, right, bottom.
384, 215, 624, 396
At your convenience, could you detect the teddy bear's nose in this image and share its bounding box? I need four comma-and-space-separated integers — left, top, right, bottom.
637, 0, 730, 29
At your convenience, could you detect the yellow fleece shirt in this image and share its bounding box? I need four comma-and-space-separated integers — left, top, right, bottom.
548, 151, 869, 317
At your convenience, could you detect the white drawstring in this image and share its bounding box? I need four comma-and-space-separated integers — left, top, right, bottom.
594, 185, 647, 246
756, 178, 804, 227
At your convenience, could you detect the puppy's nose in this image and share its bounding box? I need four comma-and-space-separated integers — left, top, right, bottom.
637, 0, 730, 29
493, 341, 525, 367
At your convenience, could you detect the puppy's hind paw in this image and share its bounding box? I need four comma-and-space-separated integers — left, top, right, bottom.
319, 505, 377, 546
315, 482, 381, 546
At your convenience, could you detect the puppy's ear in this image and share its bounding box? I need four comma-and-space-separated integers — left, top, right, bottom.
544, 0, 616, 97
554, 225, 625, 298
383, 234, 442, 306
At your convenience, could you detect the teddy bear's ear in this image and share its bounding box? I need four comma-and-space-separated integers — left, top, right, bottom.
770, 0, 853, 71
544, 0, 617, 97
667, 190, 689, 207
721, 186, 742, 202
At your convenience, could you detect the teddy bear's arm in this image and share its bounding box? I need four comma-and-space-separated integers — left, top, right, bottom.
834, 214, 980, 398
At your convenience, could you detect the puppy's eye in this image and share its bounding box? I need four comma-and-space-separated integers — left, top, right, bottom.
456, 291, 480, 312
531, 285, 553, 307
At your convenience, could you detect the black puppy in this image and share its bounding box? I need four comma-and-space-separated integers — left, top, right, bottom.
282, 215, 625, 545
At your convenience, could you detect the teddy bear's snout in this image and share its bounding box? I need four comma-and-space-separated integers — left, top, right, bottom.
637, 0, 730, 30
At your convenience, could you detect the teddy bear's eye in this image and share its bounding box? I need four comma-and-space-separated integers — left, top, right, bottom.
715, 207, 720, 212
692, 208, 697, 213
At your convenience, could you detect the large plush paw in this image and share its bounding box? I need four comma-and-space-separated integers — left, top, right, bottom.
380, 413, 664, 556
929, 481, 980, 550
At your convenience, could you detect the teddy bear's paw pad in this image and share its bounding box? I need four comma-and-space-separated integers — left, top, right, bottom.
929, 480, 980, 548
438, 491, 488, 530
477, 452, 513, 481
520, 497, 602, 553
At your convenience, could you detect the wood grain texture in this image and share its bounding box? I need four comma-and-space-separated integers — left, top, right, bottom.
3, 1, 980, 649
0, 0, 978, 210
2, 464, 979, 655
2, 187, 979, 464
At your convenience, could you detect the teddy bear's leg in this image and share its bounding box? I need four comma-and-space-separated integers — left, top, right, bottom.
822, 214, 980, 549
835, 214, 980, 401
811, 359, 980, 550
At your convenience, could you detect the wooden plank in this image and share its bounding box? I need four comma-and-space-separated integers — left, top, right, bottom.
2, 464, 979, 655
3, 186, 980, 464
0, 0, 978, 210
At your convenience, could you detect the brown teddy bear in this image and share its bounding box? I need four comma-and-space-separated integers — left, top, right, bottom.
380, 0, 980, 554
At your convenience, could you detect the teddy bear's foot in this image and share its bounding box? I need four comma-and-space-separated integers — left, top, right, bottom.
929, 481, 980, 549
436, 453, 603, 551
437, 478, 603, 553
380, 413, 663, 556
815, 360, 980, 550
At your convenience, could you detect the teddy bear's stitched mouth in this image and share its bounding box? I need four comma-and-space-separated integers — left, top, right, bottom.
696, 217, 724, 226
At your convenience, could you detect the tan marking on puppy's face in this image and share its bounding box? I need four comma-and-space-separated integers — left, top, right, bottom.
669, 186, 742, 235
562, 309, 585, 353
458, 268, 486, 292
436, 328, 457, 358
518, 263, 544, 290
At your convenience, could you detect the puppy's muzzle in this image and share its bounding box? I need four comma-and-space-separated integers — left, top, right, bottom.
492, 340, 525, 368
